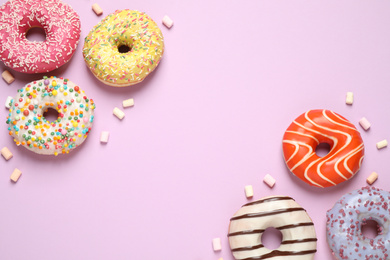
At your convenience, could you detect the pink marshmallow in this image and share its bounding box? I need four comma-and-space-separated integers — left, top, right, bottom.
359, 117, 371, 131
100, 131, 109, 143
162, 15, 173, 28
263, 174, 276, 188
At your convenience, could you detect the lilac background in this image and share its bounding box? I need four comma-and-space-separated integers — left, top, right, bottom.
1, 0, 390, 259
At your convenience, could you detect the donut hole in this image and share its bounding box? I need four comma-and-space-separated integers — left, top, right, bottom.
361, 220, 380, 239
118, 44, 132, 53
261, 227, 283, 250
43, 108, 59, 123
315, 142, 331, 157
25, 26, 46, 42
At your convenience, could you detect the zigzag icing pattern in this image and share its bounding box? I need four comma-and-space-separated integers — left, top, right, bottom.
282, 109, 364, 188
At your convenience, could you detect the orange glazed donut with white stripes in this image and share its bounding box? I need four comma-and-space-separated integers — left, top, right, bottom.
282, 109, 364, 188
228, 196, 317, 260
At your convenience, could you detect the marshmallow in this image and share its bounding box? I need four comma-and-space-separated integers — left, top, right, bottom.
2, 70, 14, 84
366, 172, 378, 185
212, 238, 222, 251
10, 168, 22, 182
345, 92, 353, 105
122, 98, 134, 108
5, 96, 13, 109
92, 3, 103, 16
113, 107, 125, 120
245, 185, 253, 198
162, 15, 174, 28
376, 139, 388, 149
100, 131, 109, 143
1, 147, 13, 161
359, 117, 371, 131
263, 174, 276, 188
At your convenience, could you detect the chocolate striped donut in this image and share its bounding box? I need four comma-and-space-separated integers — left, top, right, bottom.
228, 196, 317, 260
282, 109, 364, 188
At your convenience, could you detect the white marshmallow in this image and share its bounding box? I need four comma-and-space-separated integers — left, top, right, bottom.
122, 98, 134, 108
10, 168, 22, 182
5, 96, 13, 109
376, 139, 388, 149
245, 185, 253, 198
366, 172, 378, 185
113, 107, 125, 120
1, 147, 13, 160
345, 92, 353, 105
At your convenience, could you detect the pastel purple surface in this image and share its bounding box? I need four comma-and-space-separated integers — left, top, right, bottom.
1, 0, 390, 260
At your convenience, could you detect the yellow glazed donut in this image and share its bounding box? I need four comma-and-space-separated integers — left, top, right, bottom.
82, 10, 164, 87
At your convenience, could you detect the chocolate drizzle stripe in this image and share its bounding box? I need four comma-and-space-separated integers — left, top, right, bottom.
228, 222, 314, 237
243, 196, 293, 207
238, 249, 317, 260
230, 207, 305, 221
231, 238, 318, 252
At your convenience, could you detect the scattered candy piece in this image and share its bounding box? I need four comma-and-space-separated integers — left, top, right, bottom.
345, 92, 353, 105
376, 139, 388, 149
2, 70, 15, 84
162, 15, 173, 28
113, 107, 125, 120
263, 174, 276, 188
212, 238, 222, 251
100, 131, 109, 143
218, 258, 224, 260
5, 96, 13, 109
92, 3, 103, 16
359, 117, 371, 131
366, 172, 378, 185
244, 185, 253, 198
10, 168, 22, 182
122, 98, 134, 108
1, 147, 13, 160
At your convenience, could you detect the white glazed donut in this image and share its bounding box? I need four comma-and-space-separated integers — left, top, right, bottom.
6, 76, 96, 156
228, 196, 317, 260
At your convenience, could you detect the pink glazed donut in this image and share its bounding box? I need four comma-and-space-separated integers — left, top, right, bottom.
0, 0, 81, 73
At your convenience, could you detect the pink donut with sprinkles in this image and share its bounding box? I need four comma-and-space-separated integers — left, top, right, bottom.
326, 186, 390, 260
0, 0, 81, 73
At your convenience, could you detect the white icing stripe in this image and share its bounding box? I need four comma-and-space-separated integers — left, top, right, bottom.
304, 157, 324, 188
283, 140, 315, 171
285, 130, 320, 144
326, 110, 357, 131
